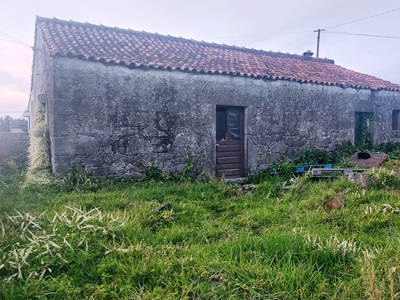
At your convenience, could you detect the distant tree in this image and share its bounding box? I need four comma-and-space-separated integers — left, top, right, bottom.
0, 116, 12, 132
0, 116, 27, 132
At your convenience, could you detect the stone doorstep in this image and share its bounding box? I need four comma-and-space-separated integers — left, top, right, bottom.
350, 152, 388, 168
225, 177, 247, 183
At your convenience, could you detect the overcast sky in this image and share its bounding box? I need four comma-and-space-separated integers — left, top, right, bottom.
1, 0, 399, 118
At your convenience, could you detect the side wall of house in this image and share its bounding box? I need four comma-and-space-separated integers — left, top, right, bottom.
30, 29, 54, 117
46, 57, 400, 177
369, 90, 400, 142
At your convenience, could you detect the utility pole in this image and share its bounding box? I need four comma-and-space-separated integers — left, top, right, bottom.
313, 29, 325, 58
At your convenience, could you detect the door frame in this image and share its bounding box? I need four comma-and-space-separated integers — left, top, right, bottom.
215, 105, 245, 178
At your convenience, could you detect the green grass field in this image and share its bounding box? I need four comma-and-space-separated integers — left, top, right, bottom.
1, 157, 400, 299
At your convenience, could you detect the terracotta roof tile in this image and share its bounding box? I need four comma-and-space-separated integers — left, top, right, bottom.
35, 16, 400, 91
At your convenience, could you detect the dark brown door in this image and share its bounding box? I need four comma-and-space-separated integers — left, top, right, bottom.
216, 106, 245, 178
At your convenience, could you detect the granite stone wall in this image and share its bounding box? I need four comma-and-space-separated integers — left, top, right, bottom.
31, 46, 400, 178
30, 28, 54, 128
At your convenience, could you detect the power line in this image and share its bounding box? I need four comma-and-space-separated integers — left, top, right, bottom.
0, 31, 31, 48
0, 37, 28, 47
0, 36, 31, 47
322, 30, 331, 58
0, 46, 30, 50
0, 30, 30, 46
279, 33, 313, 51
0, 37, 31, 47
204, 7, 400, 51
327, 7, 400, 30
310, 7, 400, 57
327, 31, 400, 39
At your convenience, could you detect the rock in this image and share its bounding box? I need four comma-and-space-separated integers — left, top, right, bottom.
324, 195, 344, 209
153, 201, 173, 212
348, 172, 368, 187
238, 184, 256, 195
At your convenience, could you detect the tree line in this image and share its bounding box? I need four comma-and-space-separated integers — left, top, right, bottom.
0, 116, 28, 132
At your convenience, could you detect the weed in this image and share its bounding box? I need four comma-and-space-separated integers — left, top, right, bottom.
365, 168, 400, 189
292, 147, 330, 165
144, 164, 167, 181
144, 155, 205, 183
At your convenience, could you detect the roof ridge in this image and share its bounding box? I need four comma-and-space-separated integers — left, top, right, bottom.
35, 15, 334, 64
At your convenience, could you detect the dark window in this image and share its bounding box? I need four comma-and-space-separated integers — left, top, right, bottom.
216, 108, 227, 141
228, 108, 241, 140
216, 106, 243, 141
393, 110, 400, 130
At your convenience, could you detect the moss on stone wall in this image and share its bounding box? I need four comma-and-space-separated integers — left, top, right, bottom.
26, 102, 51, 183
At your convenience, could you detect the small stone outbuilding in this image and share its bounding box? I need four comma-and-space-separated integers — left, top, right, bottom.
29, 16, 400, 178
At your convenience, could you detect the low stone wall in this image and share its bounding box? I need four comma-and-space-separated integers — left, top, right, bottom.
0, 132, 29, 162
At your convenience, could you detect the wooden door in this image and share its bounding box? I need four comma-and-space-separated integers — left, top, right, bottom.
216, 106, 245, 178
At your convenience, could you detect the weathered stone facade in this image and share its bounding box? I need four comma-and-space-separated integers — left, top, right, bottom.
29, 17, 400, 178
31, 52, 400, 178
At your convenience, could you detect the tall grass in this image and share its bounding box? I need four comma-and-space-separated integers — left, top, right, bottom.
26, 101, 51, 184
1, 160, 400, 298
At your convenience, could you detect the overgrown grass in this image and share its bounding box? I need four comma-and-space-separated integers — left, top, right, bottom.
26, 101, 51, 184
2, 150, 400, 298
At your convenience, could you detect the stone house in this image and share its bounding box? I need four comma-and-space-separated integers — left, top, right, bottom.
29, 16, 400, 178
10, 119, 29, 133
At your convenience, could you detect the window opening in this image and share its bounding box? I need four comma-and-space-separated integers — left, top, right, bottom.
216, 106, 243, 142
392, 110, 400, 130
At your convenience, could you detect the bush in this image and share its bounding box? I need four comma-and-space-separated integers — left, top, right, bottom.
292, 147, 330, 165
365, 168, 400, 190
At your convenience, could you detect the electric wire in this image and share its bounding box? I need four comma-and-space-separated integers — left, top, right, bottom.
0, 37, 28, 46
0, 31, 31, 48
326, 31, 400, 39
0, 36, 31, 47
0, 38, 31, 47
199, 7, 400, 48
279, 32, 313, 51
322, 30, 331, 58
0, 31, 30, 46
311, 7, 400, 57
327, 7, 400, 30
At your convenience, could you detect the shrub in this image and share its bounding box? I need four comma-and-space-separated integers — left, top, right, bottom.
365, 167, 400, 190
292, 147, 330, 165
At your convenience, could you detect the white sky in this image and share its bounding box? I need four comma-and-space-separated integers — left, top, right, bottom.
1, 0, 399, 118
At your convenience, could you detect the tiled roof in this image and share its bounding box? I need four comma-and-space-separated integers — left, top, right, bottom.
35, 16, 400, 91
